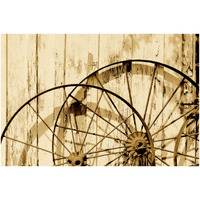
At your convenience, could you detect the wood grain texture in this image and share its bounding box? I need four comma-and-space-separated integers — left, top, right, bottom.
37, 34, 65, 165
6, 35, 29, 165
1, 34, 7, 166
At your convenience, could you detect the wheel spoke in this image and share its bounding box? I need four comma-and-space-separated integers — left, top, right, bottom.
105, 152, 126, 166
87, 146, 125, 155
69, 94, 129, 137
87, 150, 125, 159
152, 106, 198, 137
63, 87, 81, 150
52, 87, 68, 164
5, 136, 67, 159
149, 77, 185, 130
64, 139, 96, 146
80, 90, 104, 152
72, 101, 79, 134
56, 125, 127, 143
65, 94, 77, 153
175, 153, 199, 160
183, 133, 199, 141
124, 62, 137, 131
141, 64, 157, 131
28, 102, 71, 154
154, 136, 177, 142
94, 74, 133, 135
54, 157, 65, 161
155, 155, 169, 166
155, 147, 199, 159
154, 133, 199, 142
85, 113, 134, 154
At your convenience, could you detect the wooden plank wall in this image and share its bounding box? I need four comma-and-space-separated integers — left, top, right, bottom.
1, 34, 197, 166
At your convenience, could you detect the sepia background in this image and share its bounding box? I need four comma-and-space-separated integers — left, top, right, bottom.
1, 34, 199, 166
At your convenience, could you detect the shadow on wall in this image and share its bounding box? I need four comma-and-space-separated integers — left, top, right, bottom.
18, 104, 135, 166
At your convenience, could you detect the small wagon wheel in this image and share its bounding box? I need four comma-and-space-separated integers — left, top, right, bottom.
54, 59, 199, 166
174, 108, 199, 166
1, 84, 155, 166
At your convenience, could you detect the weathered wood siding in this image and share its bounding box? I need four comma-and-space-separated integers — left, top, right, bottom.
1, 34, 198, 166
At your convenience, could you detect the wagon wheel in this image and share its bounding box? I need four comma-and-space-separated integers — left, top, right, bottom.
1, 84, 155, 166
52, 85, 155, 166
174, 108, 199, 166
55, 59, 199, 166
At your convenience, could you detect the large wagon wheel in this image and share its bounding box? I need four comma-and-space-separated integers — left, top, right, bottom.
51, 85, 155, 166
174, 109, 199, 166
1, 84, 155, 166
54, 60, 199, 166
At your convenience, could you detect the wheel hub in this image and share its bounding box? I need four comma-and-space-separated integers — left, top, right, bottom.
67, 152, 87, 166
125, 132, 149, 156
